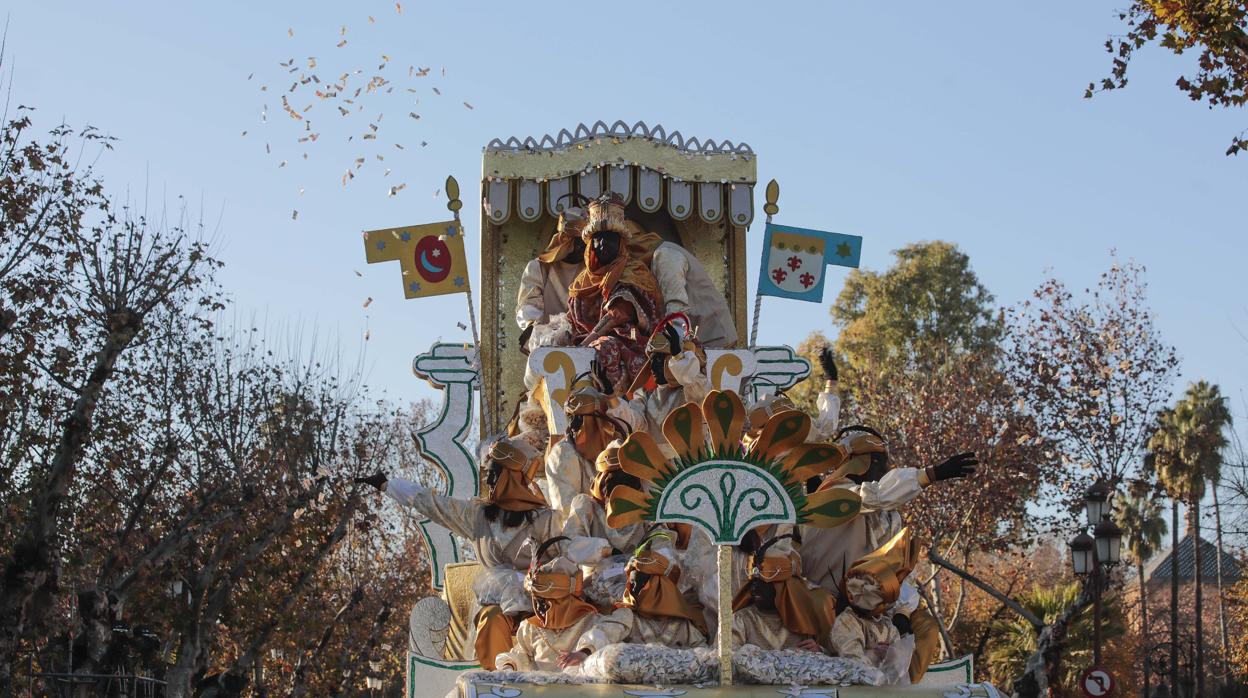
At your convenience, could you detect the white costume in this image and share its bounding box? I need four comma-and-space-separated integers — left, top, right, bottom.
563, 493, 647, 560
384, 478, 560, 611
650, 241, 738, 348
544, 440, 594, 519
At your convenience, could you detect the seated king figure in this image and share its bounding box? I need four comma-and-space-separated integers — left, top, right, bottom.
567, 193, 663, 390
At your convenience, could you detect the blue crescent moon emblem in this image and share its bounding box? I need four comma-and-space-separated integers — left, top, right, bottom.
419, 250, 445, 275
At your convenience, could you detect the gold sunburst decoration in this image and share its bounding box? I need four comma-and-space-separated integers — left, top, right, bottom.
606, 390, 863, 544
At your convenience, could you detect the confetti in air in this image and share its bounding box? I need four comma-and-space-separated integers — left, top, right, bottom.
249, 9, 473, 210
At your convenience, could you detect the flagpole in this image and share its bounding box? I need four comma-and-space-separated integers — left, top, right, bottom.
750, 179, 781, 348
445, 176, 490, 435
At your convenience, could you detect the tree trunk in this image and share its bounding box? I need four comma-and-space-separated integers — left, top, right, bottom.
1171, 498, 1179, 698
164, 619, 206, 698
1138, 557, 1149, 696
1212, 484, 1230, 684
0, 323, 138, 680
1192, 499, 1203, 698
1014, 583, 1095, 698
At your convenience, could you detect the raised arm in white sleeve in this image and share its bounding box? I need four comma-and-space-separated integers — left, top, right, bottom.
383, 477, 481, 540
856, 467, 925, 512
812, 384, 841, 442
515, 258, 547, 329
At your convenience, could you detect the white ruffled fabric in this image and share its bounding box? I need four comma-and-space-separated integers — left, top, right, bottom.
731, 644, 886, 686
575, 643, 718, 684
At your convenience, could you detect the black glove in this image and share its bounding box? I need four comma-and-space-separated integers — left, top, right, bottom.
518, 323, 534, 354
928, 452, 978, 482
892, 613, 913, 636
818, 346, 838, 382
354, 470, 388, 491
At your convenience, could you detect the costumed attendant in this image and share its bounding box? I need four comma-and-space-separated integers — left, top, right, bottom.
495, 538, 630, 672
609, 531, 707, 647
542, 367, 629, 517
801, 428, 977, 682
730, 534, 836, 653
515, 202, 586, 352
567, 193, 663, 389
829, 528, 920, 684
355, 437, 559, 670
604, 314, 710, 450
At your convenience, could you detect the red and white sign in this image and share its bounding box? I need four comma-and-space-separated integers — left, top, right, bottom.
1081, 667, 1114, 697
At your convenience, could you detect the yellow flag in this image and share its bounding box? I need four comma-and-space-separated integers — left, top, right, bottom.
363, 220, 470, 299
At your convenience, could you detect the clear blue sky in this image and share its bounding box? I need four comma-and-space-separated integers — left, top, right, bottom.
7, 2, 1247, 478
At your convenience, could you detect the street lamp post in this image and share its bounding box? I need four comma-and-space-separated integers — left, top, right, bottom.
1070, 480, 1122, 669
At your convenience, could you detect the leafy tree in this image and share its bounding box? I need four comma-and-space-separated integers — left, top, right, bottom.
830, 241, 1001, 375
1089, 1, 1248, 156
1006, 257, 1179, 512
0, 104, 437, 697
1113, 483, 1167, 637
984, 582, 1125, 695
1148, 380, 1233, 697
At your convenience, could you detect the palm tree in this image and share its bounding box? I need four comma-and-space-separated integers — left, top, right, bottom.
1147, 380, 1232, 697
985, 583, 1124, 693
1113, 484, 1166, 633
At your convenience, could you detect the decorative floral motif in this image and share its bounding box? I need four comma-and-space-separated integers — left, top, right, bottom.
787, 255, 803, 271
606, 391, 862, 543
770, 268, 788, 284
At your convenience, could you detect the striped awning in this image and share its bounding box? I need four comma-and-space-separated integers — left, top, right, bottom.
481, 121, 757, 228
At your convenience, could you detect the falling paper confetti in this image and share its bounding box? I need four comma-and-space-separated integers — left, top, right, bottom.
363, 297, 373, 308
456, 322, 467, 330
292, 210, 299, 220
251, 14, 470, 200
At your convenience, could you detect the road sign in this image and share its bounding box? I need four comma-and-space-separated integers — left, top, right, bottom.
1081, 667, 1115, 697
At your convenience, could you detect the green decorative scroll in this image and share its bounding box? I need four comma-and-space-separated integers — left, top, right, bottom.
653, 460, 795, 544
410, 343, 480, 590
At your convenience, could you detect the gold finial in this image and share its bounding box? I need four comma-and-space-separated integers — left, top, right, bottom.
445, 175, 463, 213
763, 179, 779, 217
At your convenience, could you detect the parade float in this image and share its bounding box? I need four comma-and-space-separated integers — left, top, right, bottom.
360, 121, 997, 698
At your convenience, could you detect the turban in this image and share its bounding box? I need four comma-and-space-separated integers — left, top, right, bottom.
525, 555, 598, 630
622, 547, 706, 633
536, 207, 587, 264
485, 438, 546, 512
